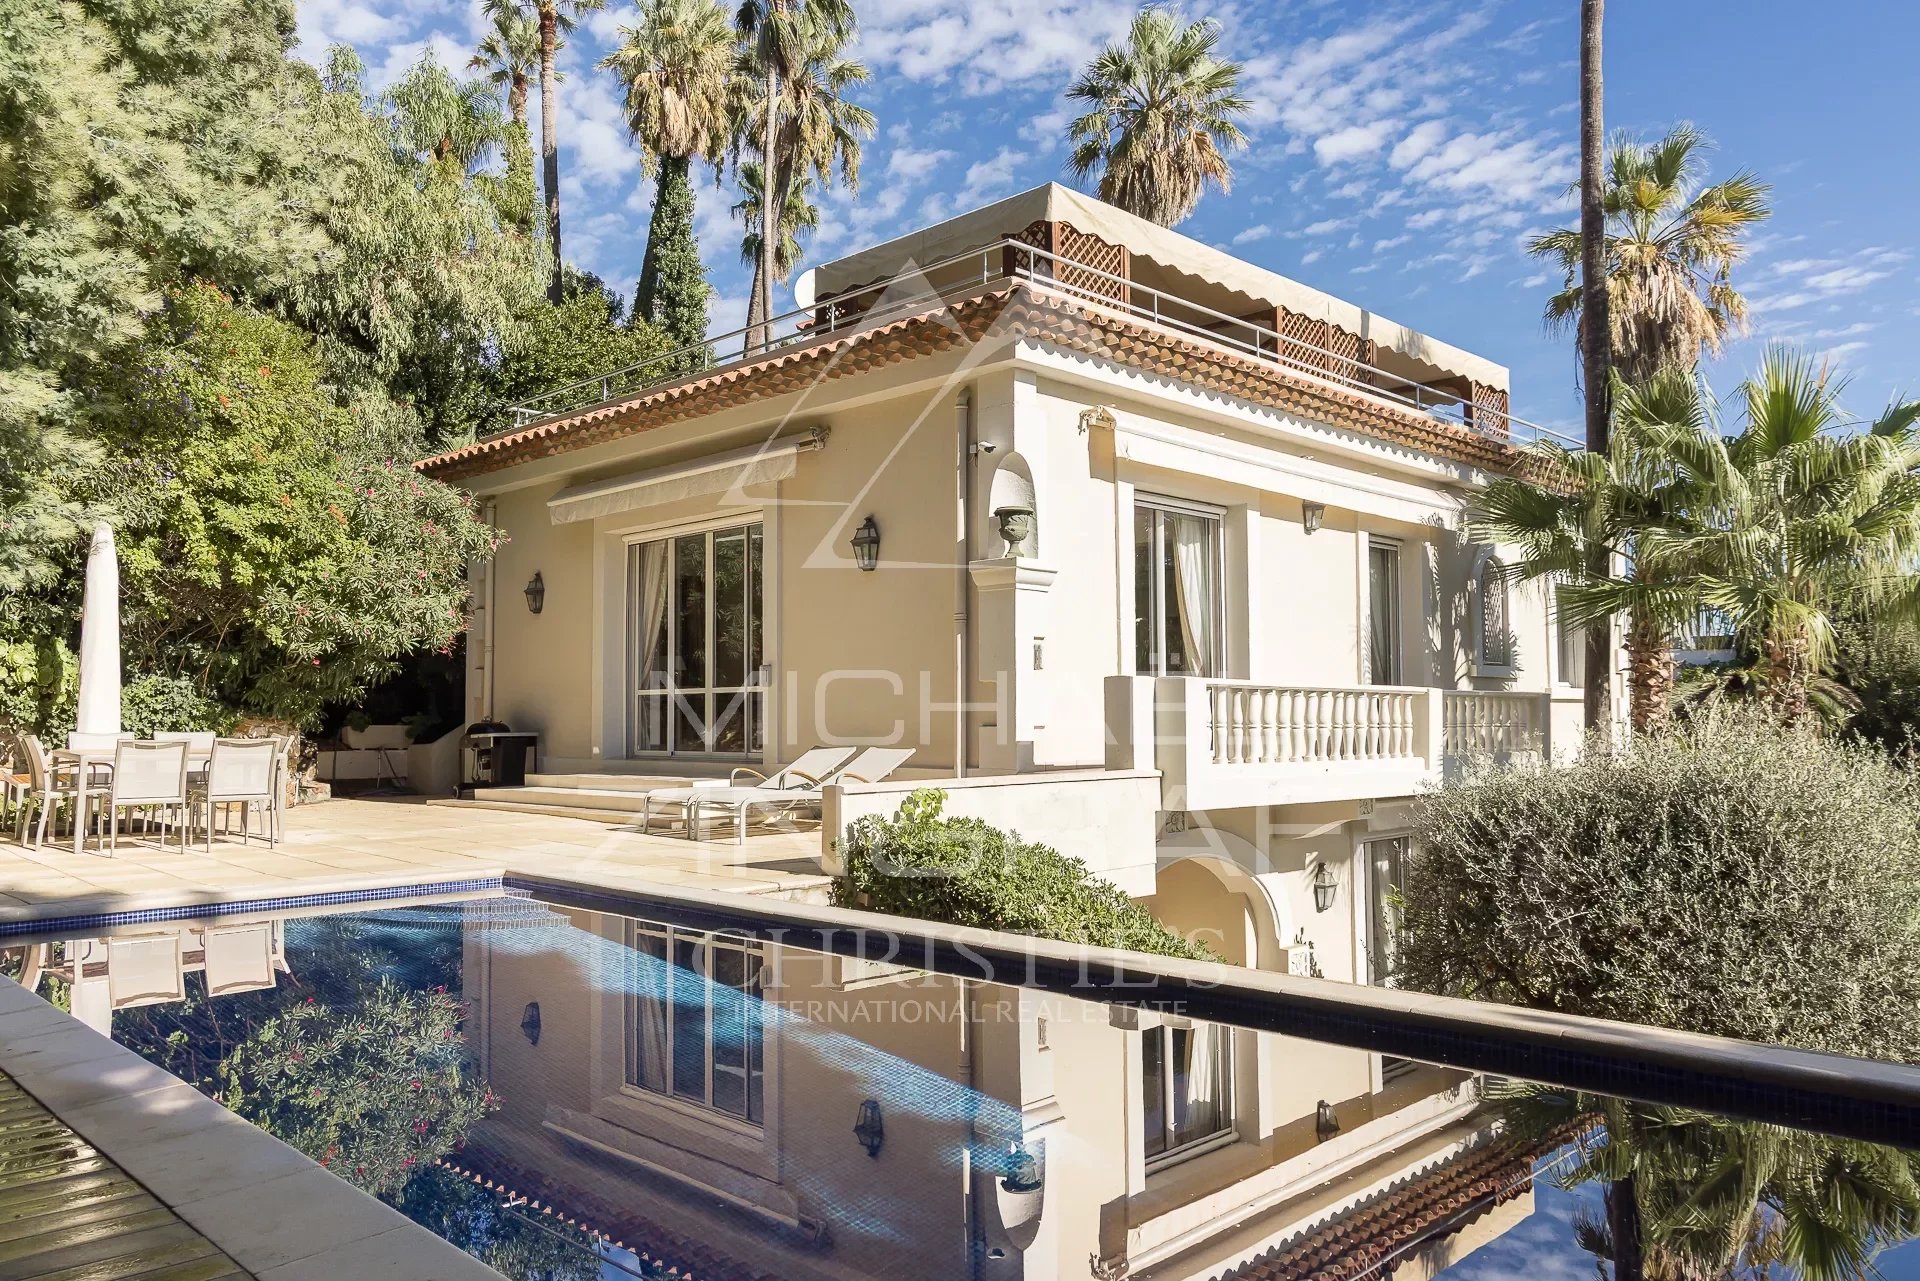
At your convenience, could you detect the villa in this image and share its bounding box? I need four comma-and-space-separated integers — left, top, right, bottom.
414, 183, 1628, 1280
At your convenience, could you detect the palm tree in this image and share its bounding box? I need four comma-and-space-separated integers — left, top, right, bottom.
1471, 369, 1725, 734
733, 159, 817, 294
600, 0, 735, 344
488, 0, 607, 301
469, 8, 542, 233
1064, 8, 1249, 227
1495, 1082, 1920, 1281
735, 0, 856, 351
1531, 124, 1772, 387
735, 5, 870, 350
470, 6, 541, 128
1576, 0, 1612, 734
385, 57, 508, 174
1636, 352, 1920, 724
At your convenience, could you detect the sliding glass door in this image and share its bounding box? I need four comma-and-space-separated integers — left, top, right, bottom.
629, 523, 763, 757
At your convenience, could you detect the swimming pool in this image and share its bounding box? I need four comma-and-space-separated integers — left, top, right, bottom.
18, 890, 1920, 1281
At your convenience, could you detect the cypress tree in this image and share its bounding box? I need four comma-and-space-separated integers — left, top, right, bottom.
632, 155, 712, 374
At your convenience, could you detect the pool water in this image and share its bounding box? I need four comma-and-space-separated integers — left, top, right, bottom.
29, 895, 1920, 1281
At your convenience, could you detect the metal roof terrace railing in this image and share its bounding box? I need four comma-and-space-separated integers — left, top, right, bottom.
497, 239, 1583, 450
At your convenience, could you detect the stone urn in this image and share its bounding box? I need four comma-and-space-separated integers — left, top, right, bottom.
992, 504, 1035, 557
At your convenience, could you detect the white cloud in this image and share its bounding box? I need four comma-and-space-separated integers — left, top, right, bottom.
1314, 121, 1394, 164
854, 0, 1136, 95
1300, 249, 1323, 266
1300, 217, 1350, 237
887, 146, 956, 184
1389, 120, 1449, 169
964, 146, 1027, 194
1232, 224, 1274, 246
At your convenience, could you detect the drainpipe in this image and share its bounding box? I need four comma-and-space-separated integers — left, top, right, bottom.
954, 391, 975, 777
481, 498, 499, 720
959, 976, 982, 1281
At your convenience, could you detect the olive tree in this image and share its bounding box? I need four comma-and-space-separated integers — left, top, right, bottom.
1398, 710, 1920, 1062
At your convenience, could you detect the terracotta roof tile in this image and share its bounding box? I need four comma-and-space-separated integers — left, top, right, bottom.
1213, 1121, 1593, 1281
417, 283, 1527, 484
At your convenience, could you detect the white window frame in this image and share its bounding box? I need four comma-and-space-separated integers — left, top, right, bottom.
625, 514, 767, 760
1361, 831, 1422, 1087
1139, 1020, 1237, 1174
1553, 583, 1586, 689
1473, 549, 1517, 678
623, 920, 768, 1132
1133, 494, 1227, 678
1365, 536, 1403, 686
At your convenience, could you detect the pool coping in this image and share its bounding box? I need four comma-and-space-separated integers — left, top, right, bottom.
0, 975, 509, 1281
9, 868, 1920, 1150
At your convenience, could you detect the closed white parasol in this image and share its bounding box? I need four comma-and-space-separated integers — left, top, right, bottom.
74, 521, 122, 736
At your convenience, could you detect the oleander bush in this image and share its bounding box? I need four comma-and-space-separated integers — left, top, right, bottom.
1398, 708, 1920, 1062
833, 788, 1208, 961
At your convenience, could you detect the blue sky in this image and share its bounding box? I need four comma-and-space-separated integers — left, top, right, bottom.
295, 0, 1917, 434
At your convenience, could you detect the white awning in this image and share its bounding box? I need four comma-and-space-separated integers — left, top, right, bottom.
547, 430, 828, 525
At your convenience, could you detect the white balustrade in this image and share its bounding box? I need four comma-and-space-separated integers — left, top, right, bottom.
1442, 691, 1546, 758
1206, 683, 1422, 766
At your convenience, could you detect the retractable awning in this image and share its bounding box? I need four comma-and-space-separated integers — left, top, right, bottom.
546, 428, 828, 525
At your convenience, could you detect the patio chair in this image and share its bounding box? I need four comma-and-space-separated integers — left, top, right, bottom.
101, 739, 191, 853
192, 738, 278, 849
106, 932, 187, 1010
199, 921, 280, 996
637, 745, 856, 835
691, 746, 916, 844
14, 735, 82, 850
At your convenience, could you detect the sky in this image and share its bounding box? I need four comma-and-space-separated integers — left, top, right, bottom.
294, 0, 1919, 435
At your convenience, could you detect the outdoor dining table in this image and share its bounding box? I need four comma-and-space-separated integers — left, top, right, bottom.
50, 746, 212, 856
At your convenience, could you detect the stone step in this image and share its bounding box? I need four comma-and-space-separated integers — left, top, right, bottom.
428, 796, 671, 827
524, 771, 735, 792
473, 784, 688, 814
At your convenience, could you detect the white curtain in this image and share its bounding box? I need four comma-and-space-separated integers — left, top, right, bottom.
627, 932, 670, 1094
1170, 515, 1215, 677
633, 542, 670, 751
1174, 1024, 1227, 1144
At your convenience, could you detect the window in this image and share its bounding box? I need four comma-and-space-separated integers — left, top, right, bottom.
1477, 556, 1512, 670
1367, 540, 1401, 685
1140, 1021, 1233, 1169
1365, 836, 1411, 986
1365, 836, 1421, 1083
629, 523, 763, 756
625, 922, 765, 1124
1134, 498, 1223, 677
1555, 586, 1586, 687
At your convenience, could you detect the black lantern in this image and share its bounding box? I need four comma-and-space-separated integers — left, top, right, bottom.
853, 1099, 884, 1157
524, 571, 546, 614
1312, 861, 1338, 913
520, 1002, 542, 1046
1315, 1099, 1342, 1143
850, 515, 881, 572
1302, 501, 1326, 535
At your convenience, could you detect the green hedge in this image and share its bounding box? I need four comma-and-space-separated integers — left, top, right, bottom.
832, 788, 1207, 961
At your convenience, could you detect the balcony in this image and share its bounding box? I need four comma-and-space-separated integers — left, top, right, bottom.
1106, 677, 1549, 811
489, 237, 1577, 450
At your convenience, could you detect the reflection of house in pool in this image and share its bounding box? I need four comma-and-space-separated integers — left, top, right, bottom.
36, 920, 287, 1033
460, 900, 1537, 1281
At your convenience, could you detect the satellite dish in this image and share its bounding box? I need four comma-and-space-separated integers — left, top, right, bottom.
792, 267, 818, 310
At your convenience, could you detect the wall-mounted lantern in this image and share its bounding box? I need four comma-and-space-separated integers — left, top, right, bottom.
850, 516, 881, 572
1000, 1141, 1042, 1194
1312, 860, 1338, 913
523, 571, 546, 614
1316, 1099, 1342, 1143
1302, 501, 1326, 535
853, 1099, 884, 1157
520, 1002, 541, 1046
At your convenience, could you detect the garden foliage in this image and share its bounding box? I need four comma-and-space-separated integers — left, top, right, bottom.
833, 788, 1208, 961
1398, 710, 1920, 1062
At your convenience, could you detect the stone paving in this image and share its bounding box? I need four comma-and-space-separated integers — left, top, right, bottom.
0, 796, 830, 923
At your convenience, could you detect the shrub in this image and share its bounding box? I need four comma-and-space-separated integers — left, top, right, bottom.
1398, 709, 1920, 1062
120, 673, 235, 738
833, 788, 1207, 961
